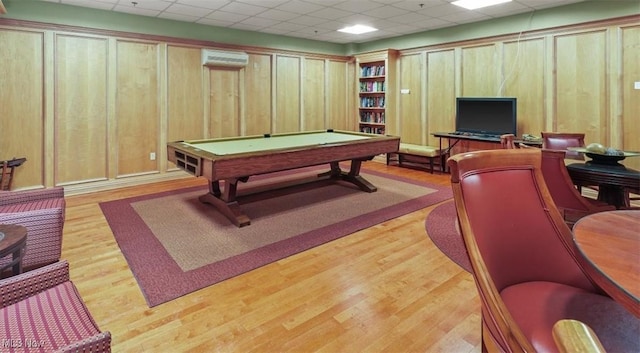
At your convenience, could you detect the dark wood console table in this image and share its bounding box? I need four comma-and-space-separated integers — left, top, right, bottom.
566, 162, 640, 209
432, 132, 542, 171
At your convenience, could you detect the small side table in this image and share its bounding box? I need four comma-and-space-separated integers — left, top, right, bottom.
0, 224, 28, 278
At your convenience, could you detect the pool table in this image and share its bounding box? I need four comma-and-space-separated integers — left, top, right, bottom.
167, 129, 400, 227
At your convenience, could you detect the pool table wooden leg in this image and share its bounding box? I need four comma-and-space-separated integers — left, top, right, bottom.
210, 180, 222, 197
199, 179, 251, 227
322, 160, 377, 193
345, 159, 377, 193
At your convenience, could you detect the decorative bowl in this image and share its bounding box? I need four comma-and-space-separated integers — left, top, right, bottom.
584, 152, 626, 165
568, 147, 640, 165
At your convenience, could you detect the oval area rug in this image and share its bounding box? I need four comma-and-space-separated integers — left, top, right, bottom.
424, 200, 471, 272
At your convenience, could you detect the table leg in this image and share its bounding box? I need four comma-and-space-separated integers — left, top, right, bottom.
199, 161, 378, 227
11, 247, 23, 275
320, 160, 377, 192
439, 137, 459, 174
199, 179, 251, 227
597, 185, 629, 209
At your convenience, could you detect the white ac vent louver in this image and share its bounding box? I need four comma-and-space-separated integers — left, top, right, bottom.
202, 49, 249, 67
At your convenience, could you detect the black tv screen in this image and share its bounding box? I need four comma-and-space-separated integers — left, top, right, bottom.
455, 97, 517, 136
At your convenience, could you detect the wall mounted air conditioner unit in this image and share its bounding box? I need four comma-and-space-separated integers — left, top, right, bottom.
202, 49, 249, 67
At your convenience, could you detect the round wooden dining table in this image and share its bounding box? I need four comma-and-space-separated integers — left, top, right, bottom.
573, 210, 640, 318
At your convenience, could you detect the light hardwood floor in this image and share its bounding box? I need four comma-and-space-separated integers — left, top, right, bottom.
62, 161, 481, 352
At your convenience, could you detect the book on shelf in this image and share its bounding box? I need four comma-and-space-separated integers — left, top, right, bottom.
359, 81, 386, 93
359, 111, 385, 123
359, 126, 385, 134
359, 96, 385, 108
360, 64, 385, 77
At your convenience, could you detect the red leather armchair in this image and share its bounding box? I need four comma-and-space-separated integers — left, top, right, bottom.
448, 149, 639, 352
0, 260, 111, 351
499, 134, 516, 149
0, 187, 65, 273
541, 132, 585, 160
541, 149, 615, 227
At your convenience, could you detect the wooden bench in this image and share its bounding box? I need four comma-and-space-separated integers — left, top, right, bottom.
386, 143, 446, 173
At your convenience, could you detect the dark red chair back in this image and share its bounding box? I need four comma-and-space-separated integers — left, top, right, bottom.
541, 132, 585, 160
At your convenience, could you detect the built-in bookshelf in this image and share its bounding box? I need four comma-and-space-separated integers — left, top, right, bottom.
356, 50, 397, 135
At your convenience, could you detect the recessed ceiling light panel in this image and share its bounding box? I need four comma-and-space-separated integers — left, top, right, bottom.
452, 0, 512, 10
338, 25, 378, 35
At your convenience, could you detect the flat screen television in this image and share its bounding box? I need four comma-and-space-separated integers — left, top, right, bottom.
455, 97, 517, 136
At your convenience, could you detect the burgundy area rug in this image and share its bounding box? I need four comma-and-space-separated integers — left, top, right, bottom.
100, 166, 453, 307
424, 200, 471, 272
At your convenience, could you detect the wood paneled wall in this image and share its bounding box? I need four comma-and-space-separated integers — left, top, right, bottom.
1, 16, 637, 193
395, 17, 639, 170
0, 24, 353, 193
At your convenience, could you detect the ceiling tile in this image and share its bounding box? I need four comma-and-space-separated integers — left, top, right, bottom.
218, 1, 268, 16
40, 0, 588, 44
176, 0, 230, 10
257, 9, 301, 21
164, 3, 214, 17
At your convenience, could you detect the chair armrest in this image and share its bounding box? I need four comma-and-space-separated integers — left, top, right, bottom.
0, 260, 70, 308
586, 198, 616, 211
55, 331, 112, 353
562, 207, 614, 229
562, 208, 591, 227
0, 187, 65, 206
553, 319, 606, 353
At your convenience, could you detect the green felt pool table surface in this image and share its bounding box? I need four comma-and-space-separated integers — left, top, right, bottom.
183, 130, 373, 156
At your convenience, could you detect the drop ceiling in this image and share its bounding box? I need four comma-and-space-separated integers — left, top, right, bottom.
40, 0, 587, 44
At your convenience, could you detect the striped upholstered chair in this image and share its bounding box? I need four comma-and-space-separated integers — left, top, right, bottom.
0, 260, 111, 352
0, 187, 65, 274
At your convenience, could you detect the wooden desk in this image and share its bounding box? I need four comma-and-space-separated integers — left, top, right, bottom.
573, 210, 640, 318
0, 224, 27, 278
566, 162, 640, 209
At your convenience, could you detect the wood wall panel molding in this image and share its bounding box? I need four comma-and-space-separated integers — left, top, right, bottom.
209, 69, 240, 138
327, 60, 350, 131
0, 29, 44, 188
501, 38, 545, 137
460, 44, 499, 96
425, 49, 456, 147
54, 34, 109, 185
275, 56, 301, 133
398, 54, 423, 144
115, 40, 160, 177
620, 25, 640, 170
302, 58, 325, 131
166, 45, 205, 143
244, 53, 272, 136
554, 30, 607, 145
